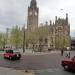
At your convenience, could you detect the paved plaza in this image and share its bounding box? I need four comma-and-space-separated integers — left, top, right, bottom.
0, 50, 75, 75
0, 67, 34, 75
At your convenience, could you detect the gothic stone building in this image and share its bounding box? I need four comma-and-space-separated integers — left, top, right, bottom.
26, 0, 70, 51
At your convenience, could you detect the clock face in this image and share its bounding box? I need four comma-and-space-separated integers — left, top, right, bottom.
35, 11, 37, 16
29, 11, 32, 15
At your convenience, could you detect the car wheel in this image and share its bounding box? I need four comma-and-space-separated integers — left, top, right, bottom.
4, 56, 6, 59
17, 57, 20, 60
64, 65, 69, 70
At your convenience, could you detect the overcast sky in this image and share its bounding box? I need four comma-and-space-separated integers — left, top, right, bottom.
0, 0, 75, 37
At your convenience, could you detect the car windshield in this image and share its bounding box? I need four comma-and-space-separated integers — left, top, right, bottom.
13, 50, 20, 53
6, 50, 13, 53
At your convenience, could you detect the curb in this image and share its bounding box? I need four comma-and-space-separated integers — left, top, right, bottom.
22, 51, 61, 55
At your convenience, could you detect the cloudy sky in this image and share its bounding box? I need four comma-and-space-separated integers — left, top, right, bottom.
0, 0, 75, 37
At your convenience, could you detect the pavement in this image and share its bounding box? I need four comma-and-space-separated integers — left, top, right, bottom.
0, 49, 61, 55
0, 67, 74, 75
0, 67, 34, 75
34, 68, 75, 75
22, 51, 61, 55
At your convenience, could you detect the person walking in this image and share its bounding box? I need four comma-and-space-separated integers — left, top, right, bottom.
61, 48, 64, 56
66, 47, 70, 58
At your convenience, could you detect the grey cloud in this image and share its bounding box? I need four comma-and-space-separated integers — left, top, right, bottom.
0, 0, 28, 28
0, 0, 75, 35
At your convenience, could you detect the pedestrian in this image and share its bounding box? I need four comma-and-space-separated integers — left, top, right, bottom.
66, 47, 70, 58
66, 51, 70, 58
61, 48, 64, 56
32, 44, 35, 53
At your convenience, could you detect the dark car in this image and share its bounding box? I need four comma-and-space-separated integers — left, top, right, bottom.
61, 56, 75, 71
4, 49, 21, 60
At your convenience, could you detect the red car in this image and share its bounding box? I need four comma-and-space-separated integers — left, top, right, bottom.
61, 56, 75, 71
4, 49, 21, 60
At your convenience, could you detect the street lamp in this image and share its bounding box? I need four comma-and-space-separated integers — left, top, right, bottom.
5, 28, 10, 48
23, 24, 25, 53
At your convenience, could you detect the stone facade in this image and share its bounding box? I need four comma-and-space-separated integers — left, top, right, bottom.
27, 0, 70, 51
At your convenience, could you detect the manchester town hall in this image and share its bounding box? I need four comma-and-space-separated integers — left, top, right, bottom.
25, 0, 70, 51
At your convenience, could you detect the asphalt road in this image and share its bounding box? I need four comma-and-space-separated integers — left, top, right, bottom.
0, 51, 75, 75
0, 53, 62, 70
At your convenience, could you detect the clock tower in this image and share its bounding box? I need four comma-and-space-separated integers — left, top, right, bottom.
27, 0, 39, 31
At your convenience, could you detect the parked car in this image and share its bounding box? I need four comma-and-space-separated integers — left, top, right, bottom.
4, 49, 21, 60
61, 56, 75, 71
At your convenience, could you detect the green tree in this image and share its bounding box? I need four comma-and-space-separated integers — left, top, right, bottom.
25, 29, 39, 48
25, 26, 50, 49
10, 25, 22, 49
55, 36, 70, 49
0, 33, 6, 48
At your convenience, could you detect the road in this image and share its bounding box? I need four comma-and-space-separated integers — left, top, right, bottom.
0, 53, 62, 70
0, 51, 75, 75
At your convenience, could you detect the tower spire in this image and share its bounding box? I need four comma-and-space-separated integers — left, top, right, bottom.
30, 0, 37, 8
27, 0, 39, 31
66, 13, 68, 24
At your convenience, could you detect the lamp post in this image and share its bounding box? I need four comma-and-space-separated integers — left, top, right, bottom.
23, 24, 25, 53
6, 28, 9, 44
6, 28, 12, 48
4, 28, 10, 48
